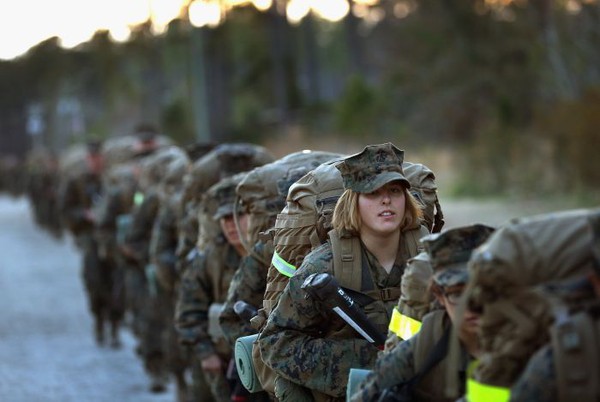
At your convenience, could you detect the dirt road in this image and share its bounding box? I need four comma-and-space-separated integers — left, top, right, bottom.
0, 196, 174, 402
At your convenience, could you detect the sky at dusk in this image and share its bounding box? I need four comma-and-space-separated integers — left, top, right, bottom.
0, 0, 362, 60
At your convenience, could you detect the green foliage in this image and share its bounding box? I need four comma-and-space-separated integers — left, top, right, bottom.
1, 1, 599, 200
333, 75, 384, 137
162, 97, 195, 144
533, 87, 600, 193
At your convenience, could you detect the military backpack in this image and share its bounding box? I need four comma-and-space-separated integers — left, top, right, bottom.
462, 208, 600, 401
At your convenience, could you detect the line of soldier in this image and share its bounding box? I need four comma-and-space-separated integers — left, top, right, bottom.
13, 136, 600, 402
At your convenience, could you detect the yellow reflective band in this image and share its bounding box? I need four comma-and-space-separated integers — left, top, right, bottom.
466, 362, 510, 402
134, 191, 145, 206
271, 251, 296, 278
388, 307, 422, 340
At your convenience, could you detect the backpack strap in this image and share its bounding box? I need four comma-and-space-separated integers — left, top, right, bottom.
404, 226, 429, 258
378, 326, 451, 401
552, 310, 600, 402
330, 227, 426, 296
329, 229, 362, 291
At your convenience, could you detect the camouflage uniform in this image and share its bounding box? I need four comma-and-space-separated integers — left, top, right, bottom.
58, 141, 112, 345
218, 154, 339, 350
120, 189, 152, 338
94, 162, 139, 348
176, 239, 243, 401
219, 239, 273, 348
173, 145, 274, 401
350, 224, 495, 402
121, 147, 183, 392
258, 144, 430, 401
259, 240, 419, 400
26, 150, 63, 238
149, 152, 195, 401
175, 174, 248, 402
177, 143, 275, 260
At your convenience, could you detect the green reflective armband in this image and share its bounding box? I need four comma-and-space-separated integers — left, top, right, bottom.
271, 251, 296, 278
134, 191, 144, 206
466, 361, 511, 402
389, 307, 422, 340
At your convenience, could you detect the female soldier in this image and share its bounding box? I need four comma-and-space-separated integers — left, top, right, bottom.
350, 224, 494, 402
258, 143, 428, 401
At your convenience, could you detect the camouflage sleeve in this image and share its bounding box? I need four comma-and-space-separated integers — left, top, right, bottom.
258, 260, 377, 398
57, 177, 88, 230
174, 251, 216, 360
349, 337, 417, 402
509, 344, 556, 402
150, 204, 178, 291
175, 207, 198, 260
96, 188, 121, 231
219, 242, 269, 347
124, 193, 160, 264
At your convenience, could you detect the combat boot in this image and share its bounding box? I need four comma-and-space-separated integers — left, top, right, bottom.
94, 316, 105, 346
149, 371, 168, 393
109, 320, 122, 349
146, 355, 168, 393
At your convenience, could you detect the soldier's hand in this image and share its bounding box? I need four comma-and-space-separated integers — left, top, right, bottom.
200, 353, 225, 373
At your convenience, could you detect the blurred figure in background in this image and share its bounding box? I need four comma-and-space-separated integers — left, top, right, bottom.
25, 149, 63, 238
176, 173, 250, 402
58, 140, 114, 346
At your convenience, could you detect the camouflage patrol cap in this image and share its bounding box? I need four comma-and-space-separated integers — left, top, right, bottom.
217, 143, 264, 178
335, 143, 410, 193
133, 123, 159, 156
422, 224, 495, 287
210, 172, 247, 220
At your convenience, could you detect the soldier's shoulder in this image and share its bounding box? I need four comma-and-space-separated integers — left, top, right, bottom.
295, 242, 334, 277
307, 242, 334, 262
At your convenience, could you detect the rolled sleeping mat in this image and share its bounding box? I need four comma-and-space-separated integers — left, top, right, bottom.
346, 368, 372, 401
235, 334, 263, 393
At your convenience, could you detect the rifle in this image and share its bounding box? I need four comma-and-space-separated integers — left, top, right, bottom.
301, 272, 387, 350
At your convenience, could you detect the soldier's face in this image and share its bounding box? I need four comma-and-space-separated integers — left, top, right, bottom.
438, 284, 481, 337
86, 153, 104, 174
220, 214, 248, 248
358, 181, 406, 237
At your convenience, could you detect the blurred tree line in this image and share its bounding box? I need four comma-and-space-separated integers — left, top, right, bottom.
0, 0, 599, 197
